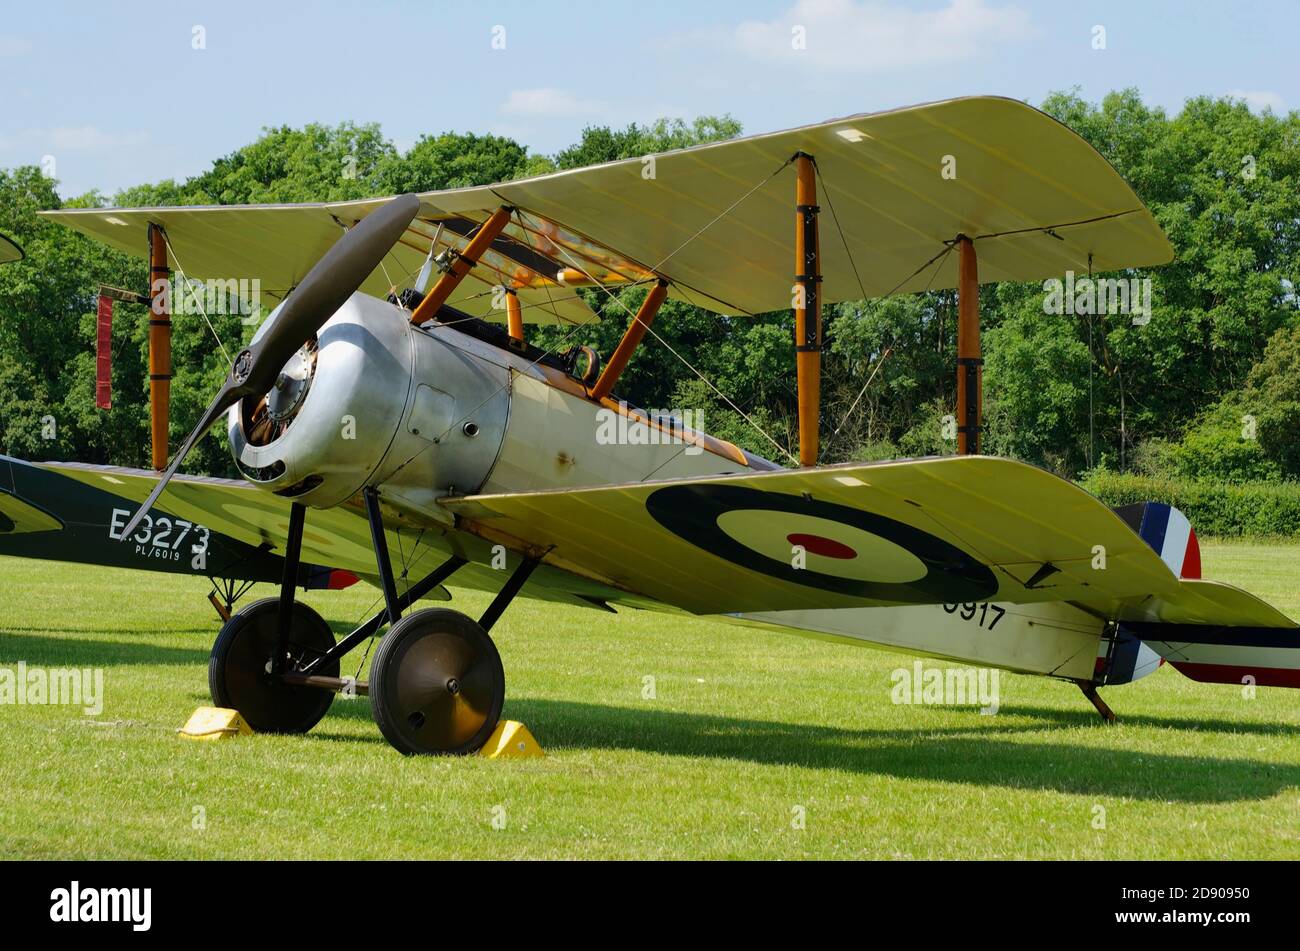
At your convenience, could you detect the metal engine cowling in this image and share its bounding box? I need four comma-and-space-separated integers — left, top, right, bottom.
228, 293, 511, 512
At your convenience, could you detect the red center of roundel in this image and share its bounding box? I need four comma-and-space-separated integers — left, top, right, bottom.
787, 532, 857, 560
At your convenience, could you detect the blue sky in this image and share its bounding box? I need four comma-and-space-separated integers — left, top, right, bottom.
2, 0, 1295, 198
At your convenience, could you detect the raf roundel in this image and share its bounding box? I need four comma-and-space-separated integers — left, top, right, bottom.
644, 484, 998, 604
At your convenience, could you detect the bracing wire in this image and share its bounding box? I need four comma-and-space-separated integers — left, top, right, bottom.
821, 241, 955, 460
158, 230, 235, 372
513, 200, 800, 465
390, 157, 806, 475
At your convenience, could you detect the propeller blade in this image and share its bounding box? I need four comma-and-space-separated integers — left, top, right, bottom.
115, 193, 422, 542
240, 193, 421, 395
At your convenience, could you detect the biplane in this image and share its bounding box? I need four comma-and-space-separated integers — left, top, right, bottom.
5, 96, 1300, 755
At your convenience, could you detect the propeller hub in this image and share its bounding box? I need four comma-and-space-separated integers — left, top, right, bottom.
266, 346, 315, 423
233, 348, 254, 385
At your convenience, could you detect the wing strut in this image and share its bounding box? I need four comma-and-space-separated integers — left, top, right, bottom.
505, 288, 524, 342
794, 152, 822, 467
588, 278, 669, 400
409, 206, 512, 324
147, 224, 172, 470
956, 235, 982, 454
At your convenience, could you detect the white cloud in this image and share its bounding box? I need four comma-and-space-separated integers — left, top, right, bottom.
0, 35, 31, 57
733, 0, 1033, 71
501, 87, 607, 119
1229, 89, 1286, 114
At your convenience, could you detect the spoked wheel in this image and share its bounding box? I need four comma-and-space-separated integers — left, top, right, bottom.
369, 608, 505, 756
209, 597, 338, 734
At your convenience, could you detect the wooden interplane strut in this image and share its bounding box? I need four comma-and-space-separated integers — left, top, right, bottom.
956, 235, 981, 455
147, 224, 172, 471
794, 153, 822, 467
505, 288, 524, 342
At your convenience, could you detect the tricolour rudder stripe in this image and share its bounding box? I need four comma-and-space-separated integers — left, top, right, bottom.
1114, 500, 1300, 689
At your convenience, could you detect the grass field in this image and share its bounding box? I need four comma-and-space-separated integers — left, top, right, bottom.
2, 540, 1300, 860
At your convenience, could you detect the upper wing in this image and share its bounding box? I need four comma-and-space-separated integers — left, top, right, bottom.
43, 97, 1171, 319
0, 232, 22, 265
442, 456, 1188, 615
37, 200, 596, 327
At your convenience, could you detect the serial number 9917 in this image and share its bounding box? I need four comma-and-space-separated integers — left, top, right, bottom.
942, 602, 1006, 630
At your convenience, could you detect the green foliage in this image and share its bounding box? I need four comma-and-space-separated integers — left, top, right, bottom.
0, 167, 147, 464
983, 292, 1093, 471
1081, 470, 1300, 536
1153, 322, 1300, 483
822, 294, 954, 460
1239, 323, 1300, 476
1011, 88, 1300, 475
670, 377, 792, 462
1166, 422, 1280, 483
555, 116, 743, 168
377, 132, 533, 192
895, 400, 956, 458
188, 123, 396, 204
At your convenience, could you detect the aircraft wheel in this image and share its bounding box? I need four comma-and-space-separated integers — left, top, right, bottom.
369, 608, 505, 756
208, 597, 338, 734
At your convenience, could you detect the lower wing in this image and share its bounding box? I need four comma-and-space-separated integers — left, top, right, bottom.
443, 455, 1285, 623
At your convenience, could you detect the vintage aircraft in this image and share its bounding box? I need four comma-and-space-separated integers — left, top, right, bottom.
6, 96, 1300, 756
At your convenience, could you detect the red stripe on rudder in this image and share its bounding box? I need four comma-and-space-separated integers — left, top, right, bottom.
1171, 661, 1300, 688
95, 295, 113, 410
1181, 528, 1201, 579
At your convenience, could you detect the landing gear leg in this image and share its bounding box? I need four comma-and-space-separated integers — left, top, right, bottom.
1073, 679, 1117, 723
208, 591, 233, 623
207, 501, 338, 733
271, 503, 307, 675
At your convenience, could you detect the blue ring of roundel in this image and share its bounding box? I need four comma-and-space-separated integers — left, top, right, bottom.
644, 484, 997, 604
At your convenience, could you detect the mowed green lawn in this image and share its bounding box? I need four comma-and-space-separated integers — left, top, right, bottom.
2, 541, 1300, 860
